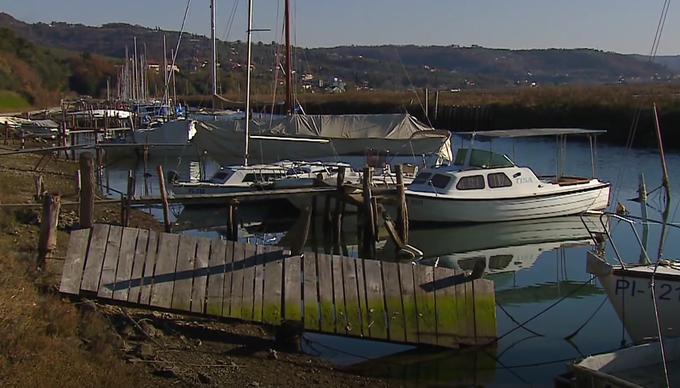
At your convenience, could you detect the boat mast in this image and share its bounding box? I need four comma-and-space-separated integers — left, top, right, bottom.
284, 0, 293, 115
244, 0, 254, 166
210, 0, 218, 109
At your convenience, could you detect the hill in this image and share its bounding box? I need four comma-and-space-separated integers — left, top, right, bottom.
0, 12, 675, 98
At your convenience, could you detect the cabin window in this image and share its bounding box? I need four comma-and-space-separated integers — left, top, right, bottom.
487, 173, 512, 188
412, 172, 432, 185
430, 174, 452, 189
242, 174, 257, 182
456, 175, 485, 190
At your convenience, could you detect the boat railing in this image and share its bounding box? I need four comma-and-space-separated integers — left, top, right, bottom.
583, 212, 651, 268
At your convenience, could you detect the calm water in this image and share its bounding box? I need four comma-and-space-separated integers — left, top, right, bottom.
102, 136, 680, 386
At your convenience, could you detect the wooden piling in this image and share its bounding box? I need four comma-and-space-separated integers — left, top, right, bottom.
226, 200, 239, 241
121, 170, 135, 227
38, 193, 61, 268
79, 153, 95, 229
362, 167, 375, 258
395, 165, 409, 243
157, 165, 171, 232
3, 122, 9, 145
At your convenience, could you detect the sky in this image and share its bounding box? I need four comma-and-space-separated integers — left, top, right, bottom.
0, 0, 678, 55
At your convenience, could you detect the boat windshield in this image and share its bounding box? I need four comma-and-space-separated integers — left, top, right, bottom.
454, 148, 514, 169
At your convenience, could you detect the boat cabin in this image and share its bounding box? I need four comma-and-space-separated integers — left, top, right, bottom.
409, 148, 546, 196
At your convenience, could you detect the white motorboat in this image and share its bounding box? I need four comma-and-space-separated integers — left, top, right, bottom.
407, 129, 611, 223
170, 161, 353, 196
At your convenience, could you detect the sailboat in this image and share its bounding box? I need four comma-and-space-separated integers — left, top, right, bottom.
184, 0, 452, 170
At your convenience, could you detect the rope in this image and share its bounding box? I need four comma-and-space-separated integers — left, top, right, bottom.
167, 0, 192, 101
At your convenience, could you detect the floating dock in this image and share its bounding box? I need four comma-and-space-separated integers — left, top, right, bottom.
60, 224, 496, 348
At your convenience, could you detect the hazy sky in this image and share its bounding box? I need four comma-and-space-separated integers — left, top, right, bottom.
0, 0, 678, 54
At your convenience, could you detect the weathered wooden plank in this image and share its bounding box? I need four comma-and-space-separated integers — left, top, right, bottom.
472, 279, 497, 343
316, 252, 335, 333
252, 244, 265, 322
171, 235, 199, 311
331, 255, 346, 334
190, 237, 211, 314
382, 261, 406, 343
283, 255, 302, 321
139, 231, 159, 305
206, 239, 227, 316
303, 252, 320, 331
127, 229, 149, 303
341, 258, 361, 337
241, 243, 257, 320
262, 246, 284, 325
229, 242, 246, 319
81, 224, 110, 292
363, 259, 387, 340
414, 265, 437, 345
112, 227, 139, 301
149, 233, 180, 309
59, 228, 92, 295
220, 241, 235, 317
433, 267, 460, 348
399, 262, 419, 343
97, 225, 123, 299
355, 257, 369, 337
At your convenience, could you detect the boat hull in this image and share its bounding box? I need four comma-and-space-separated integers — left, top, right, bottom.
407, 183, 610, 223
588, 252, 680, 343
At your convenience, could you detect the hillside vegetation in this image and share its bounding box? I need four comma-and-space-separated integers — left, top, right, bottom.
0, 28, 116, 111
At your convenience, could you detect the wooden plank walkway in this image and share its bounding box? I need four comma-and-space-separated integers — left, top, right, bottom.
60, 225, 496, 348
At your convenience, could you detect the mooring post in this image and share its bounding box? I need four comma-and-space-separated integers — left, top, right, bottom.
121, 170, 135, 227
362, 166, 375, 258
395, 165, 409, 243
157, 165, 171, 233
79, 152, 95, 229
333, 166, 346, 255
3, 122, 9, 145
226, 200, 239, 241
38, 193, 61, 269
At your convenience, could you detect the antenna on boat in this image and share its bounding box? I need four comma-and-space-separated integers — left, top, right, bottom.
244, 0, 254, 166
652, 103, 671, 203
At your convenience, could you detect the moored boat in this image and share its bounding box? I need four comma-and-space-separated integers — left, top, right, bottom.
407, 129, 611, 223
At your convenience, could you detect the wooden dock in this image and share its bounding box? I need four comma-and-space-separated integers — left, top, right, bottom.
60, 224, 496, 348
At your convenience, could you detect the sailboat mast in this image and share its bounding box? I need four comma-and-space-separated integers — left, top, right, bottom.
244, 0, 254, 166
210, 0, 218, 107
284, 0, 293, 114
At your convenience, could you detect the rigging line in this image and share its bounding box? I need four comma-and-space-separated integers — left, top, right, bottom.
650, 261, 671, 388
391, 47, 432, 127
493, 274, 597, 345
497, 302, 544, 337
564, 296, 608, 340
269, 0, 284, 124
168, 0, 192, 100
222, 0, 241, 41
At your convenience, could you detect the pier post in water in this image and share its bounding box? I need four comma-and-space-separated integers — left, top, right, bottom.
79, 152, 95, 229
157, 165, 171, 233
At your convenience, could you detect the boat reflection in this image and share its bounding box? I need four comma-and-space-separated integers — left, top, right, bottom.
408, 215, 607, 275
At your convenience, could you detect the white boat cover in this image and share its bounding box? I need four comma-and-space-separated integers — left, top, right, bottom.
191, 113, 452, 164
